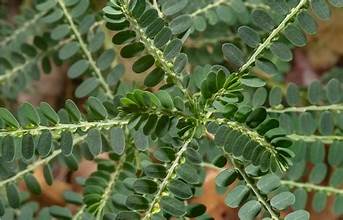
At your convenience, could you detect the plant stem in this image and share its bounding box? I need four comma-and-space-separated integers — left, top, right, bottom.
287, 134, 343, 144
0, 118, 128, 137
0, 136, 84, 188
281, 180, 343, 195
56, 0, 114, 99
142, 130, 196, 220
238, 0, 309, 74
205, 131, 279, 220
0, 12, 46, 47
229, 156, 280, 220
96, 155, 126, 219
268, 104, 343, 113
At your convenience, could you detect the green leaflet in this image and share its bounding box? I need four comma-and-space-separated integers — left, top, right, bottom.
169, 15, 192, 34
39, 102, 60, 125
225, 185, 250, 208
49, 206, 72, 219
285, 210, 310, 220
143, 164, 167, 178
68, 60, 89, 79
270, 192, 295, 210
18, 102, 40, 127
329, 0, 343, 7
0, 108, 20, 128
309, 163, 327, 184
87, 97, 108, 120
283, 24, 307, 47
222, 43, 245, 69
161, 0, 188, 16
297, 10, 317, 35
215, 169, 237, 187
6, 184, 20, 208
126, 195, 149, 211
59, 41, 79, 60
133, 178, 158, 194
63, 191, 83, 205
238, 26, 260, 48
61, 131, 73, 156
270, 42, 293, 62
21, 134, 35, 160
43, 164, 54, 186
312, 191, 327, 212
311, 0, 331, 20
168, 179, 193, 200
160, 196, 186, 217
110, 127, 125, 155
256, 174, 280, 194
51, 24, 70, 41
132, 55, 155, 73
86, 128, 102, 156
186, 204, 206, 218
75, 77, 100, 98
238, 200, 261, 220
2, 136, 16, 162
24, 174, 42, 195
252, 9, 275, 31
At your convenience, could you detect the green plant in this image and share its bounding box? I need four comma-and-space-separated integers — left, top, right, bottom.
0, 0, 342, 219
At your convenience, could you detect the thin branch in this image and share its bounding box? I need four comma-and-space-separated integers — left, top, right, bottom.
190, 0, 269, 17
237, 0, 308, 74
268, 104, 343, 113
281, 180, 343, 195
214, 118, 278, 156
72, 205, 86, 220
0, 150, 61, 188
191, 0, 228, 17
287, 134, 343, 144
142, 130, 196, 220
0, 20, 105, 86
0, 118, 128, 137
118, 0, 187, 95
205, 130, 280, 220
210, 0, 309, 104
229, 156, 280, 220
0, 136, 84, 188
96, 154, 126, 220
0, 12, 46, 47
56, 0, 114, 99
0, 37, 74, 85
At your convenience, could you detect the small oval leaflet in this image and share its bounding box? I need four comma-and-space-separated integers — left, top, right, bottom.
110, 127, 125, 155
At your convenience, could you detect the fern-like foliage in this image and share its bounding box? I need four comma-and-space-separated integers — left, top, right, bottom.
37, 0, 124, 99
0, 0, 342, 219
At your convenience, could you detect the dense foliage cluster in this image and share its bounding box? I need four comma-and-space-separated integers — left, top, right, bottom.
0, 0, 342, 219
